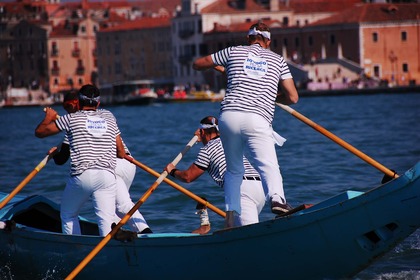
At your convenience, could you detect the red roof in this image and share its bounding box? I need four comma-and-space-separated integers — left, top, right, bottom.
289, 0, 361, 14
309, 3, 420, 26
100, 16, 171, 32
210, 19, 283, 33
201, 0, 271, 14
201, 0, 362, 14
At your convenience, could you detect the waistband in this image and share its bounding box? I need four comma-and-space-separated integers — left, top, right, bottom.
243, 176, 261, 181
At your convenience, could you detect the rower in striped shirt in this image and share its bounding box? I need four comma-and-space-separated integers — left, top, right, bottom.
193, 21, 299, 228
36, 84, 126, 236
165, 116, 266, 232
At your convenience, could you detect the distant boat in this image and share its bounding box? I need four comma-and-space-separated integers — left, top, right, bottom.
1, 87, 53, 108
100, 80, 159, 106
157, 89, 225, 103
0, 161, 419, 279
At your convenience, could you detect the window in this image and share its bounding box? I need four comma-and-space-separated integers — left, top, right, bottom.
402, 63, 408, 73
401, 31, 407, 41
295, 37, 300, 47
115, 62, 121, 74
198, 20, 202, 33
308, 36, 313, 46
372, 32, 378, 42
373, 65, 380, 78
330, 34, 335, 45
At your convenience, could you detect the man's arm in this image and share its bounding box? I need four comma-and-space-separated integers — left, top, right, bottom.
276, 79, 299, 105
116, 135, 126, 159
35, 108, 60, 138
165, 162, 205, 183
193, 55, 216, 71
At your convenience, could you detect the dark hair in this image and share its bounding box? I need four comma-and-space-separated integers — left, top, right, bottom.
63, 90, 78, 102
200, 116, 219, 134
200, 116, 218, 125
78, 84, 100, 107
248, 21, 270, 42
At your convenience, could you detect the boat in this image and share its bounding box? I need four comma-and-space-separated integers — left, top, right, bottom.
1, 86, 54, 108
157, 89, 225, 103
100, 80, 159, 106
0, 161, 419, 279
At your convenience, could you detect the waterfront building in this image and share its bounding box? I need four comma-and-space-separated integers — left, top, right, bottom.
48, 17, 99, 94
96, 17, 173, 87
0, 20, 49, 92
171, 0, 360, 90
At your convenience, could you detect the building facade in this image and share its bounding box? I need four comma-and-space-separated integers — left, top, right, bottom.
96, 17, 173, 87
48, 17, 99, 94
0, 20, 48, 92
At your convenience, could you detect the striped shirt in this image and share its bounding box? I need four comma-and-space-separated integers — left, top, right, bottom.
62, 109, 129, 153
211, 43, 293, 123
194, 137, 260, 188
55, 109, 120, 176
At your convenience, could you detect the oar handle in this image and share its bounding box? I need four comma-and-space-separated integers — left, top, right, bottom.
156, 135, 199, 184
65, 135, 199, 280
125, 155, 226, 218
276, 103, 398, 179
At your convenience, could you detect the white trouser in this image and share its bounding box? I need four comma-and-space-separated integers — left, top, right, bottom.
219, 111, 285, 214
61, 169, 116, 236
233, 180, 266, 226
115, 158, 149, 232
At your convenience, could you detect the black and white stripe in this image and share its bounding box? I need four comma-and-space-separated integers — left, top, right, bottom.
55, 109, 120, 176
212, 44, 293, 123
194, 137, 260, 188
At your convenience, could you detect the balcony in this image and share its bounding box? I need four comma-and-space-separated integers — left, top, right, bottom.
51, 49, 59, 57
51, 67, 60, 76
72, 49, 80, 57
178, 29, 194, 39
76, 66, 85, 75
178, 54, 193, 64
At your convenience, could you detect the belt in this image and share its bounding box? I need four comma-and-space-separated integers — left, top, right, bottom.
243, 176, 261, 181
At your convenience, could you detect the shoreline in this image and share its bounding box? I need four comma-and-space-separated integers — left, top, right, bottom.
298, 85, 420, 97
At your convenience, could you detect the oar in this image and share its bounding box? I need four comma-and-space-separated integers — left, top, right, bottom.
65, 135, 199, 280
0, 150, 56, 209
124, 155, 226, 218
276, 103, 398, 179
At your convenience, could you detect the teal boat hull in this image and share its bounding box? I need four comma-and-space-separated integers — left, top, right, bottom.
1, 161, 419, 279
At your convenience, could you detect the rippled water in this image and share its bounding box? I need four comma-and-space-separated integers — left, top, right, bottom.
0, 92, 419, 279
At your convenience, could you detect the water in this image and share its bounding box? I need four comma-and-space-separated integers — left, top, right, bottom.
0, 92, 419, 279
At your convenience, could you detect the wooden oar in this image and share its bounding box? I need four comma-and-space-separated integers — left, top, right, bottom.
65, 135, 199, 280
0, 150, 56, 209
276, 103, 398, 179
124, 155, 226, 218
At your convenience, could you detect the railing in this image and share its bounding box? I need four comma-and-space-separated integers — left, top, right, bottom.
51, 68, 60, 76
76, 67, 85, 75
178, 30, 194, 39
72, 49, 80, 57
178, 54, 193, 64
